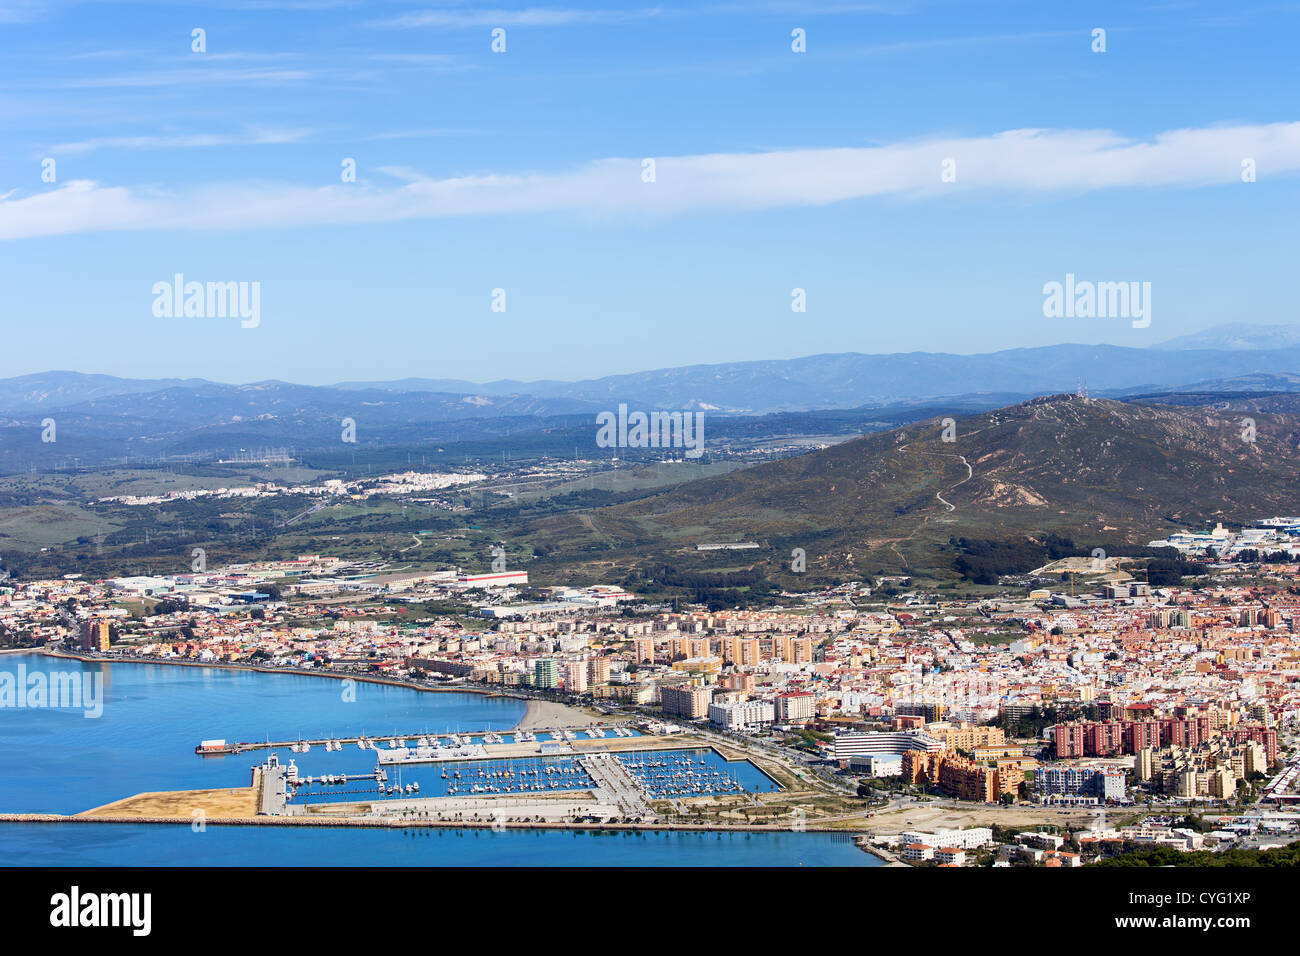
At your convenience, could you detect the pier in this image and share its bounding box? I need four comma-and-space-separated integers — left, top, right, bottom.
580, 754, 652, 818
198, 726, 627, 756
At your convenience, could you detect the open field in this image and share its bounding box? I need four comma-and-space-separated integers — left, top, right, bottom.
0, 503, 119, 551
824, 801, 1103, 834
80, 787, 258, 819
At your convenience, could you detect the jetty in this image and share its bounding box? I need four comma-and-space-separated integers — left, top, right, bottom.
196, 726, 626, 756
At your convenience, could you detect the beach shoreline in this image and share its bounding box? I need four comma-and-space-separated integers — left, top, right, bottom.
35, 649, 532, 708
514, 698, 608, 730
29, 648, 620, 734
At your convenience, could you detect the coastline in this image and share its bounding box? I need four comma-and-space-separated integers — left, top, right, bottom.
515, 698, 607, 730
0, 814, 884, 867
35, 648, 619, 732
4, 650, 883, 857
0, 811, 876, 841
858, 839, 909, 866
35, 648, 542, 718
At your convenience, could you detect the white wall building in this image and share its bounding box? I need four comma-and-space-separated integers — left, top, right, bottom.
898, 827, 993, 850
708, 699, 775, 732
833, 731, 942, 759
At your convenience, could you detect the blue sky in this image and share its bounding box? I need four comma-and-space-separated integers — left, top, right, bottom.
0, 0, 1297, 384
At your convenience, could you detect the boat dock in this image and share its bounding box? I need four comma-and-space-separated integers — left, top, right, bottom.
579, 753, 652, 818
377, 744, 488, 765
198, 726, 624, 756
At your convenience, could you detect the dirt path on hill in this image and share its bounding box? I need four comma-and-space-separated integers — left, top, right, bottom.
887, 441, 978, 568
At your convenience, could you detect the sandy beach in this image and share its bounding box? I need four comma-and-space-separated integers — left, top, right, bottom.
514, 698, 608, 730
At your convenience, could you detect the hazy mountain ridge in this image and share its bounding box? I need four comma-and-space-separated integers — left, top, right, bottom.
331, 343, 1300, 412
1150, 322, 1300, 351
9, 327, 1300, 419
0, 371, 208, 413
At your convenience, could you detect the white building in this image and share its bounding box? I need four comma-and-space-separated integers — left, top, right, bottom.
565, 660, 589, 693
456, 571, 529, 588
847, 753, 903, 777
774, 691, 816, 723
708, 699, 775, 732
901, 843, 934, 862
898, 827, 993, 850
833, 731, 942, 759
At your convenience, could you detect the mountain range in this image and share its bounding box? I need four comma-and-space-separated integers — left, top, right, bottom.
525, 394, 1300, 580
4, 323, 1300, 471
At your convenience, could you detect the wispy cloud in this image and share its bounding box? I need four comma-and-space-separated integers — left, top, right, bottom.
0, 0, 51, 24
36, 66, 313, 90
45, 127, 313, 156
3, 122, 1297, 240
363, 127, 486, 141
373, 5, 666, 29
368, 2, 911, 30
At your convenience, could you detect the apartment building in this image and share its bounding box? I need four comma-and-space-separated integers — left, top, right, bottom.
833, 731, 943, 759
898, 827, 993, 849
1034, 766, 1127, 803
924, 721, 1006, 752
902, 751, 1019, 803
79, 618, 110, 652
774, 691, 816, 724
659, 684, 714, 720
708, 699, 774, 732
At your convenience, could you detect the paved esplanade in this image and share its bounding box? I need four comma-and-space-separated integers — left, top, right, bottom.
579, 753, 653, 819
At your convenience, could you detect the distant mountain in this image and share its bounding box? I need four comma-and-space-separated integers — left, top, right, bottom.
332, 343, 1300, 413
528, 395, 1300, 577
0, 381, 605, 472
1118, 372, 1300, 396
1151, 323, 1300, 351
0, 386, 1021, 475
333, 377, 571, 396
0, 371, 207, 413
52, 382, 599, 426
8, 336, 1300, 439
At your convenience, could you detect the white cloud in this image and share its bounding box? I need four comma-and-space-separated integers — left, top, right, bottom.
45, 128, 313, 156
46, 67, 312, 90
0, 0, 51, 24
373, 6, 665, 29
2, 122, 1297, 240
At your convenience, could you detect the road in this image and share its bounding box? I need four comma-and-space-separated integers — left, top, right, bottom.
933, 454, 972, 511
889, 443, 976, 565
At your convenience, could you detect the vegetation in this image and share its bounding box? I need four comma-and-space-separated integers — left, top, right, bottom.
4, 395, 1295, 591
951, 534, 1078, 584
998, 704, 1097, 738
1093, 845, 1300, 867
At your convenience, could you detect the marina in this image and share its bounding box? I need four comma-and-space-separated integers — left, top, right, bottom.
377, 744, 489, 764
197, 726, 638, 756
0, 654, 865, 867
253, 742, 782, 823
616, 751, 753, 799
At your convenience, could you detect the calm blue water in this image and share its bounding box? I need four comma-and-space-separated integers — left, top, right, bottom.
294, 747, 779, 806
616, 748, 781, 798
0, 654, 524, 814
0, 822, 876, 866
297, 753, 601, 804
0, 654, 877, 866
